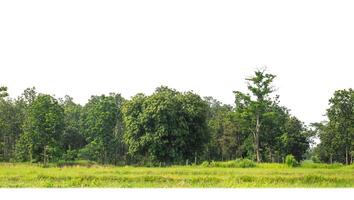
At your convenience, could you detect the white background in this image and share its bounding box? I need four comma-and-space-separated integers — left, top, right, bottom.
1, 0, 354, 126
0, 189, 353, 200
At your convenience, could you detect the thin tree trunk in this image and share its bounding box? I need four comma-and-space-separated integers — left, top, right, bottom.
255, 114, 261, 163
3, 134, 6, 161
269, 147, 273, 162
345, 146, 349, 165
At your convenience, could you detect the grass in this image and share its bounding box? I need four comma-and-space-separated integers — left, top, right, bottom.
0, 162, 353, 188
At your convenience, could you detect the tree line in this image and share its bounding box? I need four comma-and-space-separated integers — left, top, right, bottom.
0, 70, 353, 165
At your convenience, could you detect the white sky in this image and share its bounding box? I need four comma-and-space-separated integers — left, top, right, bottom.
1, 0, 353, 125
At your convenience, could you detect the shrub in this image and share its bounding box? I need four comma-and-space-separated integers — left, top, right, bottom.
201, 161, 210, 167
209, 161, 218, 167
62, 149, 78, 161
311, 155, 321, 163
285, 154, 299, 167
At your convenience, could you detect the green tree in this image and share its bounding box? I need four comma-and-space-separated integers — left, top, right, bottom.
312, 122, 340, 163
234, 69, 277, 162
59, 95, 86, 160
326, 89, 354, 164
280, 117, 309, 161
123, 87, 209, 165
15, 94, 64, 163
79, 93, 125, 164
203, 97, 231, 161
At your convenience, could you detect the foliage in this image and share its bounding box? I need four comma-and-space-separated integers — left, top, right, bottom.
80, 94, 126, 164
233, 69, 311, 163
15, 94, 64, 163
0, 97, 26, 161
285, 154, 299, 167
0, 86, 8, 98
60, 96, 86, 153
62, 149, 79, 161
310, 89, 354, 164
0, 70, 352, 166
123, 86, 209, 164
280, 117, 309, 161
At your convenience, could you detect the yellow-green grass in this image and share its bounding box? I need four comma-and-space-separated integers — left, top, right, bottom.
0, 163, 353, 188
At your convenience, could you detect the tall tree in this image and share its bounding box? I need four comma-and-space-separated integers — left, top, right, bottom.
312, 122, 340, 163
234, 69, 276, 162
0, 98, 26, 161
326, 89, 354, 164
79, 93, 125, 164
123, 86, 209, 165
59, 95, 86, 160
280, 116, 309, 161
15, 94, 64, 163
203, 97, 231, 161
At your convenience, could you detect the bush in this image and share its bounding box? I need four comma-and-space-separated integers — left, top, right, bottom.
209, 161, 218, 167
285, 154, 299, 167
62, 149, 78, 161
201, 161, 210, 167
311, 155, 321, 163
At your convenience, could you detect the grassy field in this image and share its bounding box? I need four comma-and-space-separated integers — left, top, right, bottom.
0, 163, 353, 188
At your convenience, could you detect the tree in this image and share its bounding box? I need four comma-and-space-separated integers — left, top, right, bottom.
280, 116, 309, 161
326, 89, 354, 164
234, 69, 277, 162
123, 86, 209, 165
203, 97, 231, 161
312, 122, 340, 163
59, 95, 86, 160
21, 87, 37, 106
0, 97, 26, 161
0, 87, 37, 162
15, 94, 64, 163
79, 93, 125, 164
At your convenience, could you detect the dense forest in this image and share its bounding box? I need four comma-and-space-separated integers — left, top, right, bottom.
0, 70, 353, 165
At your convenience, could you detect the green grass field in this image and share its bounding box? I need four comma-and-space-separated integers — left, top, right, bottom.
0, 163, 353, 188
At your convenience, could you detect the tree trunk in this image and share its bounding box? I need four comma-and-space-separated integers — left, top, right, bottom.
345, 146, 349, 165
194, 152, 197, 165
255, 114, 261, 163
255, 136, 260, 162
29, 145, 33, 163
43, 146, 48, 166
330, 154, 333, 164
3, 134, 6, 161
269, 148, 273, 162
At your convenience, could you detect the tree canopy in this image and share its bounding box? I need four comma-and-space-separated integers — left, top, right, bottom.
0, 70, 352, 165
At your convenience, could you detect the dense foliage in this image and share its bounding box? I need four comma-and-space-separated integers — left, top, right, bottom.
122, 87, 209, 165
310, 89, 354, 164
0, 70, 352, 165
